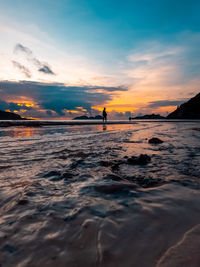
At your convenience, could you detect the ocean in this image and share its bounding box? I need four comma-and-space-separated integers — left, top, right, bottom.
0, 121, 200, 266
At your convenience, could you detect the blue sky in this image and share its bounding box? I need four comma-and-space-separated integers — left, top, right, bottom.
0, 0, 200, 118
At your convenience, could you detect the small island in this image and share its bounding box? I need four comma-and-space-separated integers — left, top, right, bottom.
131, 114, 166, 120
73, 115, 103, 120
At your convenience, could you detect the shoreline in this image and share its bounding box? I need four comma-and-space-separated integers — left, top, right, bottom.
0, 119, 200, 127
0, 121, 200, 266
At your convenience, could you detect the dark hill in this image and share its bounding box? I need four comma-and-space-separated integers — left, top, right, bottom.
132, 114, 165, 119
73, 115, 103, 120
167, 93, 200, 119
0, 110, 25, 120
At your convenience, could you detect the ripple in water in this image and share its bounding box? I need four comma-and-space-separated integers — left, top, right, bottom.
0, 122, 200, 266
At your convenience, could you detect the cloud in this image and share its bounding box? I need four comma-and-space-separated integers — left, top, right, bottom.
0, 99, 32, 112
38, 65, 54, 75
0, 80, 127, 116
14, 43, 33, 56
147, 99, 186, 108
12, 61, 32, 78
126, 33, 200, 90
14, 43, 55, 75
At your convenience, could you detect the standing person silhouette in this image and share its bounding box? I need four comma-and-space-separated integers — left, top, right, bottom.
102, 107, 107, 123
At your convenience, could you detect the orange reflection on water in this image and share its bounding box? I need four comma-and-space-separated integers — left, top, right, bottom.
13, 127, 35, 138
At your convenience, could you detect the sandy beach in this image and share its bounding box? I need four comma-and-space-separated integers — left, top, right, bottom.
0, 121, 200, 267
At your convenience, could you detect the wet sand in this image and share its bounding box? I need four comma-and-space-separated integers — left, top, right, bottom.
0, 119, 200, 127
0, 122, 200, 266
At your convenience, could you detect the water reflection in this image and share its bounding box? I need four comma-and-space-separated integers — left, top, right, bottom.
0, 127, 39, 138
102, 124, 107, 131
13, 127, 35, 138
0, 124, 138, 139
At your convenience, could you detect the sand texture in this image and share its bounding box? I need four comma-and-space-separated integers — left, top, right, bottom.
0, 122, 200, 266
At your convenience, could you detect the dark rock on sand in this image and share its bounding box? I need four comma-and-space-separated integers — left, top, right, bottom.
136, 176, 164, 188
192, 128, 200, 131
127, 154, 151, 165
103, 174, 122, 181
125, 175, 165, 188
2, 244, 17, 254
62, 171, 76, 179
17, 199, 29, 205
99, 160, 114, 167
110, 159, 126, 171
111, 163, 121, 171
148, 137, 163, 144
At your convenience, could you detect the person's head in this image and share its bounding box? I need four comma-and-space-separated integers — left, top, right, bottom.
103, 107, 106, 110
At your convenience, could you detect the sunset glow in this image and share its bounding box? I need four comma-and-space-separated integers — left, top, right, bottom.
0, 1, 199, 119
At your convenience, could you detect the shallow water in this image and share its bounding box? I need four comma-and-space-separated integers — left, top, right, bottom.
0, 122, 200, 266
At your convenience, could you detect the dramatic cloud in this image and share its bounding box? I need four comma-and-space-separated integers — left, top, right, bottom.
147, 99, 186, 108
12, 61, 32, 78
14, 43, 55, 75
0, 80, 127, 116
0, 99, 32, 112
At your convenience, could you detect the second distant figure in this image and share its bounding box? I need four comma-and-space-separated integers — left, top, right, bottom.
102, 107, 107, 123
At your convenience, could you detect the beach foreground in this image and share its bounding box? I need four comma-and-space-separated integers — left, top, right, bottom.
0, 122, 200, 267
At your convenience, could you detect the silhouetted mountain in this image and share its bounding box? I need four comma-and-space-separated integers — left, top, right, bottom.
73, 115, 103, 120
132, 114, 166, 119
167, 93, 200, 119
0, 110, 26, 120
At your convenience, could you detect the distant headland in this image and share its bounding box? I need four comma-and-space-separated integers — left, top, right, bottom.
167, 92, 200, 119
0, 110, 26, 120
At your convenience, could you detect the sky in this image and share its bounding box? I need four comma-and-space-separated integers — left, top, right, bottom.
0, 0, 200, 119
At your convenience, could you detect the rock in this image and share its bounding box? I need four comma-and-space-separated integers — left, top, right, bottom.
111, 164, 120, 172
61, 171, 75, 179
125, 175, 165, 188
136, 176, 163, 188
103, 174, 122, 181
99, 160, 113, 167
2, 244, 17, 253
127, 154, 151, 165
148, 137, 163, 144
17, 199, 29, 205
